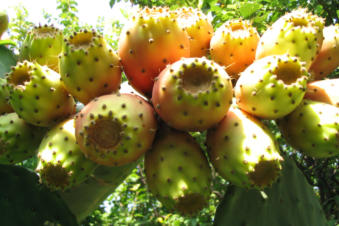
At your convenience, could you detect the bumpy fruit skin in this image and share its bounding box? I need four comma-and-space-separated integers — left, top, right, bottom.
235, 54, 309, 119
6, 61, 76, 127
210, 19, 260, 80
0, 11, 9, 39
20, 25, 63, 72
60, 29, 121, 104
145, 126, 212, 215
304, 78, 339, 107
256, 8, 324, 70
152, 57, 233, 131
118, 7, 190, 97
0, 112, 46, 164
0, 78, 13, 115
277, 100, 339, 158
75, 93, 157, 166
36, 118, 98, 191
309, 25, 339, 80
176, 7, 213, 57
207, 105, 284, 189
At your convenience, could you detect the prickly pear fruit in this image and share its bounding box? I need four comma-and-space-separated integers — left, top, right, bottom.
304, 78, 339, 107
152, 57, 233, 131
20, 24, 63, 72
210, 19, 260, 80
145, 125, 212, 215
36, 118, 98, 191
0, 11, 8, 39
0, 112, 46, 164
75, 93, 157, 166
60, 29, 121, 104
207, 105, 284, 189
6, 61, 76, 127
235, 54, 309, 119
176, 7, 213, 57
0, 78, 13, 115
118, 7, 190, 97
309, 24, 339, 80
277, 99, 339, 158
256, 8, 324, 69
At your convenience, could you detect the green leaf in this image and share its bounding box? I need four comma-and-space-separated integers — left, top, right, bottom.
0, 46, 17, 78
238, 2, 262, 19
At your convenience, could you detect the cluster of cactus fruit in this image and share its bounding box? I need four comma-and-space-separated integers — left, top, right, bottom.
0, 5, 338, 224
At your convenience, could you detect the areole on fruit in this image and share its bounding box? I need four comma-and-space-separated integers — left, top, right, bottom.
75, 93, 157, 166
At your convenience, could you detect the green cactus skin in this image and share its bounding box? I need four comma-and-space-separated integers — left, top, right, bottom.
75, 93, 157, 166
235, 54, 309, 119
60, 29, 121, 104
0, 112, 46, 164
152, 57, 233, 132
213, 157, 327, 226
0, 78, 13, 115
59, 160, 138, 223
6, 61, 76, 127
36, 118, 98, 191
20, 24, 63, 72
277, 99, 339, 158
207, 105, 283, 189
0, 164, 77, 226
0, 11, 9, 39
0, 45, 17, 79
145, 125, 212, 215
256, 8, 324, 70
118, 7, 190, 97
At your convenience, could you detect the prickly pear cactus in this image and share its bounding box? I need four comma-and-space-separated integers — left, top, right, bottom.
0, 164, 77, 226
75, 93, 157, 166
256, 8, 324, 69
0, 78, 13, 114
36, 118, 98, 191
118, 6, 190, 97
304, 78, 339, 107
0, 11, 8, 39
152, 57, 233, 131
176, 7, 214, 57
277, 99, 339, 158
0, 45, 17, 78
0, 112, 46, 164
6, 61, 76, 127
20, 24, 63, 72
213, 157, 328, 226
210, 19, 260, 80
235, 54, 309, 119
207, 105, 283, 189
309, 24, 339, 80
145, 125, 212, 215
60, 29, 121, 104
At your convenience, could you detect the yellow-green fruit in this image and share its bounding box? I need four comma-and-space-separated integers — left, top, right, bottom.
235, 54, 309, 119
20, 25, 63, 72
145, 126, 212, 215
6, 61, 76, 127
36, 118, 98, 191
304, 78, 339, 107
0, 11, 9, 39
60, 29, 121, 104
0, 78, 13, 115
277, 100, 339, 158
207, 105, 284, 189
256, 8, 324, 70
